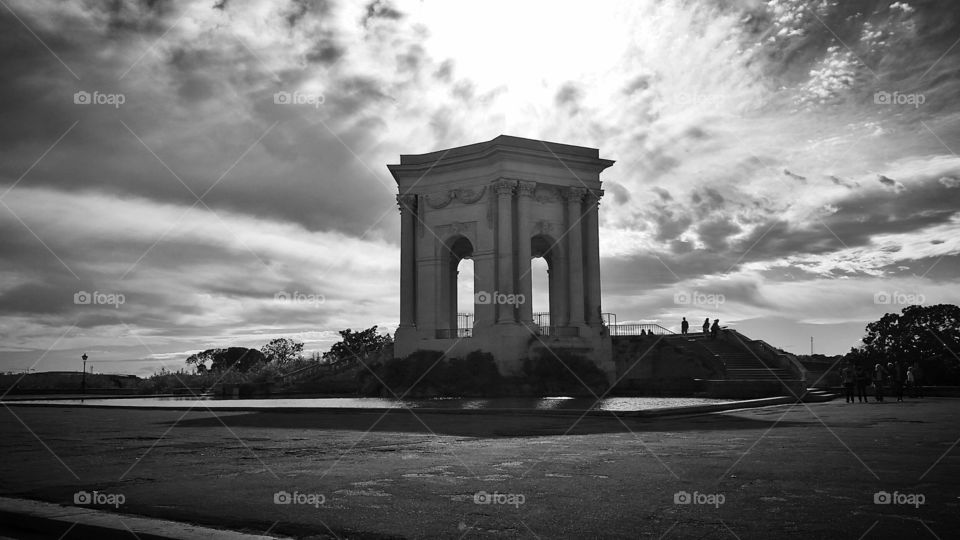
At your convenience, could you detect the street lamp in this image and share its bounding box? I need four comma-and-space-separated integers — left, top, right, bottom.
81, 353, 88, 394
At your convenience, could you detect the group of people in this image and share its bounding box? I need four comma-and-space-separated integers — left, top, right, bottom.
840, 361, 923, 403
680, 317, 721, 339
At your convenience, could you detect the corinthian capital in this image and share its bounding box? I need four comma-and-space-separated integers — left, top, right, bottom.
396, 193, 417, 213
564, 186, 587, 202
516, 180, 537, 197
586, 189, 604, 206
493, 179, 517, 196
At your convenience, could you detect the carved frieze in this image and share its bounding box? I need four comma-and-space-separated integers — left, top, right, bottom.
424, 186, 488, 208
425, 191, 453, 209
454, 186, 486, 204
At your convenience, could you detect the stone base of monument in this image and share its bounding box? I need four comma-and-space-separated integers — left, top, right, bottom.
393, 323, 616, 388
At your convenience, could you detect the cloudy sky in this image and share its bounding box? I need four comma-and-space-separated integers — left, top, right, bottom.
1, 0, 958, 376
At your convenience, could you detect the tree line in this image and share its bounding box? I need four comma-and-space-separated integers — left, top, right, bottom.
845, 304, 960, 384
183, 326, 393, 376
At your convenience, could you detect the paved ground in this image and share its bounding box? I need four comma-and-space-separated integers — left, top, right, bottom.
0, 398, 957, 539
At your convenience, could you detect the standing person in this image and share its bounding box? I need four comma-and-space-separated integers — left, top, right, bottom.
873, 363, 887, 402
681, 317, 689, 335
890, 362, 904, 402
841, 364, 856, 403
855, 364, 869, 403
906, 366, 916, 397
702, 318, 710, 335
710, 319, 720, 340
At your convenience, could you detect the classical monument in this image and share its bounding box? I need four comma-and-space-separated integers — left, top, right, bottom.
390, 135, 615, 381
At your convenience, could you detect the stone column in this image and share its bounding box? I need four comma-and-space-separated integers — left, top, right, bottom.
516, 181, 536, 325
584, 189, 603, 326
472, 250, 496, 328
565, 187, 586, 326
397, 194, 417, 328
494, 179, 516, 324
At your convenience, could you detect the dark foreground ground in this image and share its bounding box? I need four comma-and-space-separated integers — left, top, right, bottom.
0, 398, 957, 539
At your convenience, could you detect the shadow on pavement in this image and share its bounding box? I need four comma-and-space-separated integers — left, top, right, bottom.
162, 409, 814, 438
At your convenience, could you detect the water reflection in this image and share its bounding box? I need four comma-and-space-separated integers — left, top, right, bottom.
10, 396, 736, 412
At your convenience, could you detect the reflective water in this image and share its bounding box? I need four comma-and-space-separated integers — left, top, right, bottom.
9, 396, 736, 412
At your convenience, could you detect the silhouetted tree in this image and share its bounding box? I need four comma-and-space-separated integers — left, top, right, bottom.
858, 304, 960, 384
260, 338, 304, 366
322, 326, 392, 367
186, 347, 266, 373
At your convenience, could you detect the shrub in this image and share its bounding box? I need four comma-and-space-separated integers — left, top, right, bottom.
522, 350, 608, 396
377, 350, 504, 397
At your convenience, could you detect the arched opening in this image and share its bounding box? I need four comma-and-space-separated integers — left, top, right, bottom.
530, 234, 562, 331
444, 235, 474, 337
530, 257, 550, 325
456, 258, 475, 333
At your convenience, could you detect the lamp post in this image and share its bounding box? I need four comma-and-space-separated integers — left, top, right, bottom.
81, 353, 87, 394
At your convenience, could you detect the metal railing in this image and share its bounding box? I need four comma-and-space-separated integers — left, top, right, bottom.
434, 313, 475, 339
435, 328, 473, 339
608, 323, 675, 336
536, 326, 580, 337
530, 312, 582, 337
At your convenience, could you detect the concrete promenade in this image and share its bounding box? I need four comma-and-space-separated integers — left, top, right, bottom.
0, 398, 957, 538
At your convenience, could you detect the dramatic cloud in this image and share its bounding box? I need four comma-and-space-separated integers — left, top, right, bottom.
1, 0, 959, 373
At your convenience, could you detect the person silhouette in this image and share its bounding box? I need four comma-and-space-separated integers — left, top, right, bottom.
710, 319, 720, 339
702, 318, 710, 335
681, 317, 689, 335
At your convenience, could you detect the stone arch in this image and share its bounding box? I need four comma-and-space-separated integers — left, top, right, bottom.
440, 234, 474, 333
530, 233, 567, 328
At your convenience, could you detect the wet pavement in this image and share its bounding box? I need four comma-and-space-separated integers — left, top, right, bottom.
0, 398, 957, 538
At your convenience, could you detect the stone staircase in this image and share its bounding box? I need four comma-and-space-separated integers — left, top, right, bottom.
654, 333, 807, 398
665, 334, 792, 381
